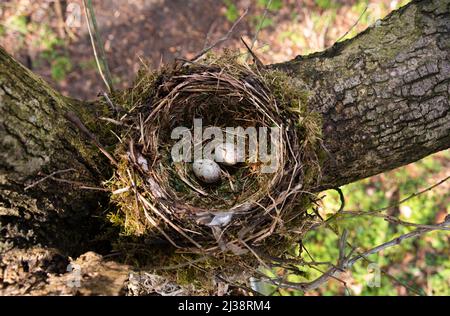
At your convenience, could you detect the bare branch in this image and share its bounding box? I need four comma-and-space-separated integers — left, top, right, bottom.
271, 217, 450, 293
24, 169, 76, 191
250, 0, 272, 50
335, 3, 369, 43
190, 8, 249, 62
311, 175, 450, 231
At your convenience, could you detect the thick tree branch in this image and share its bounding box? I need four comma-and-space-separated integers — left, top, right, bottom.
273, 0, 450, 190
0, 46, 111, 254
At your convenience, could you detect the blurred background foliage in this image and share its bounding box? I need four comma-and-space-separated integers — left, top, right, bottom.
0, 0, 448, 295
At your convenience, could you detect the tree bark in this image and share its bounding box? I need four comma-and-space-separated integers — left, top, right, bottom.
0, 0, 449, 295
273, 0, 450, 190
0, 46, 111, 254
0, 46, 121, 295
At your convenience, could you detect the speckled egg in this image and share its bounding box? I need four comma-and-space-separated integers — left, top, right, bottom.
192, 159, 222, 183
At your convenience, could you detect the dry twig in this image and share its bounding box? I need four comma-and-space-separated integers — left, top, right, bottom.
190, 8, 249, 62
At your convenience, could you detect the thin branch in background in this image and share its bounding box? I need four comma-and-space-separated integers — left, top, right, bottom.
379, 266, 426, 296
203, 20, 218, 50
345, 219, 450, 267
249, 0, 272, 52
335, 2, 369, 43
366, 175, 450, 215
82, 0, 114, 92
190, 8, 249, 62
268, 218, 449, 293
54, 0, 78, 41
53, 0, 66, 39
311, 175, 450, 230
340, 211, 450, 231
337, 229, 348, 267
86, 0, 114, 89
24, 169, 75, 190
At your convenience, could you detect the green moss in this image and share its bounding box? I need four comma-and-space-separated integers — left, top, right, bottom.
262, 69, 309, 109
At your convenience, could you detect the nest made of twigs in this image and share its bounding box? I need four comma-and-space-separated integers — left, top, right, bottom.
108, 52, 322, 263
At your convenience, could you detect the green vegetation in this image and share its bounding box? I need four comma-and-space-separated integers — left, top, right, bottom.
249, 0, 283, 30
314, 0, 338, 10
257, 0, 283, 12
257, 152, 449, 295
223, 0, 239, 22
79, 58, 98, 71
1, 13, 72, 82
50, 55, 73, 82
6, 15, 29, 34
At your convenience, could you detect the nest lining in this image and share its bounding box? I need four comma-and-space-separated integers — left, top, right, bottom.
108, 53, 322, 260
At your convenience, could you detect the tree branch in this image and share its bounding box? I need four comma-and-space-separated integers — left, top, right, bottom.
273, 0, 450, 190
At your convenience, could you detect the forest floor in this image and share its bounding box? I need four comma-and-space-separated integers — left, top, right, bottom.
1, 0, 449, 295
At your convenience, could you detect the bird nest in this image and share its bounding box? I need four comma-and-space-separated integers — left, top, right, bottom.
108, 52, 322, 270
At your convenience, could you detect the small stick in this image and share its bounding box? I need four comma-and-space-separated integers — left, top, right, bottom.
102, 92, 121, 113
25, 169, 75, 191
46, 176, 109, 191
249, 0, 272, 51
64, 111, 118, 166
190, 8, 249, 62
335, 3, 369, 43
25, 169, 108, 192
241, 37, 265, 69
112, 186, 130, 195
99, 117, 137, 129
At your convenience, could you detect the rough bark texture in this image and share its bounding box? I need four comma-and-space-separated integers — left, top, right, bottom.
274, 0, 450, 190
0, 46, 110, 254
0, 247, 132, 295
0, 0, 449, 295
0, 46, 119, 295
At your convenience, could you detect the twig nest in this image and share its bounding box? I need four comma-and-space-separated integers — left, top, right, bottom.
192, 159, 222, 184
214, 143, 239, 166
109, 52, 323, 264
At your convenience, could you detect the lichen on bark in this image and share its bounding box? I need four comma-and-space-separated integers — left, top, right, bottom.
273, 0, 450, 190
